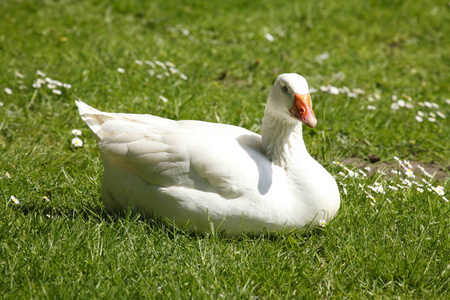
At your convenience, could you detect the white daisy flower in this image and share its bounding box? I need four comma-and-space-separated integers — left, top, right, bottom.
424, 101, 432, 108
180, 74, 188, 80
155, 61, 167, 70
368, 184, 384, 194
11, 195, 19, 204
342, 186, 348, 195
367, 105, 376, 110
415, 116, 423, 122
402, 178, 413, 186
436, 111, 445, 118
165, 61, 175, 68
445, 99, 450, 105
37, 70, 46, 77
169, 67, 180, 74
145, 60, 156, 68
328, 87, 339, 95
338, 183, 348, 195
391, 95, 398, 101
421, 178, 432, 186
4, 172, 11, 178
43, 196, 50, 201
159, 95, 169, 103
390, 103, 400, 110
63, 83, 72, 89
318, 219, 327, 227
320, 86, 329, 92
135, 60, 143, 65
345, 168, 358, 177
15, 72, 25, 78
405, 103, 414, 109
432, 186, 444, 196
358, 170, 368, 177
148, 70, 155, 76
366, 193, 376, 204
427, 117, 436, 122
340, 86, 350, 94
71, 137, 83, 147
315, 52, 329, 62
416, 187, 424, 193
265, 33, 275, 42
47, 84, 56, 89
414, 181, 424, 187
53, 80, 63, 87
52, 89, 62, 95
404, 160, 413, 169
397, 99, 405, 107
180, 28, 190, 36
71, 129, 82, 136
4, 88, 12, 95
117, 68, 125, 73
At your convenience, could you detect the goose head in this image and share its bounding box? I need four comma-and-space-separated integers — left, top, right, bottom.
266, 73, 317, 128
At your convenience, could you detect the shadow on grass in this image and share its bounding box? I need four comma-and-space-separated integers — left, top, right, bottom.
16, 199, 326, 245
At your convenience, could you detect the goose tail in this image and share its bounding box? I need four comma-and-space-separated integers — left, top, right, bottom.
75, 100, 108, 140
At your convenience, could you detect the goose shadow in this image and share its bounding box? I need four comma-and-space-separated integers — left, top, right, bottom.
236, 134, 273, 195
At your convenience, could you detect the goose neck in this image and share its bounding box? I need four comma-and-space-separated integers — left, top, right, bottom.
261, 112, 308, 168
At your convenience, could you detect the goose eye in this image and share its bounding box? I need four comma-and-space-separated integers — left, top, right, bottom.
282, 85, 289, 93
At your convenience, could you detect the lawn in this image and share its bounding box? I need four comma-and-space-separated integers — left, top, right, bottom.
1, 0, 449, 298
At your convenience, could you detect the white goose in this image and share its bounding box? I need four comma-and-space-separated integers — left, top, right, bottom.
76, 73, 340, 235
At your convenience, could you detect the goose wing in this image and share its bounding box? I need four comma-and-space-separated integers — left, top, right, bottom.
77, 101, 272, 199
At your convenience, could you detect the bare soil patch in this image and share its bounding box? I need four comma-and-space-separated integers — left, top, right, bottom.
341, 157, 449, 181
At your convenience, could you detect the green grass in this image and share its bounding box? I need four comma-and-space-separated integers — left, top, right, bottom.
1, 0, 449, 298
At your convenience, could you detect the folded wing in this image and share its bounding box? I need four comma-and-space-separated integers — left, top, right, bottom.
77, 101, 272, 199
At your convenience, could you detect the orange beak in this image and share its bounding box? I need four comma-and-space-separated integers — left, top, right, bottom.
290, 93, 317, 128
